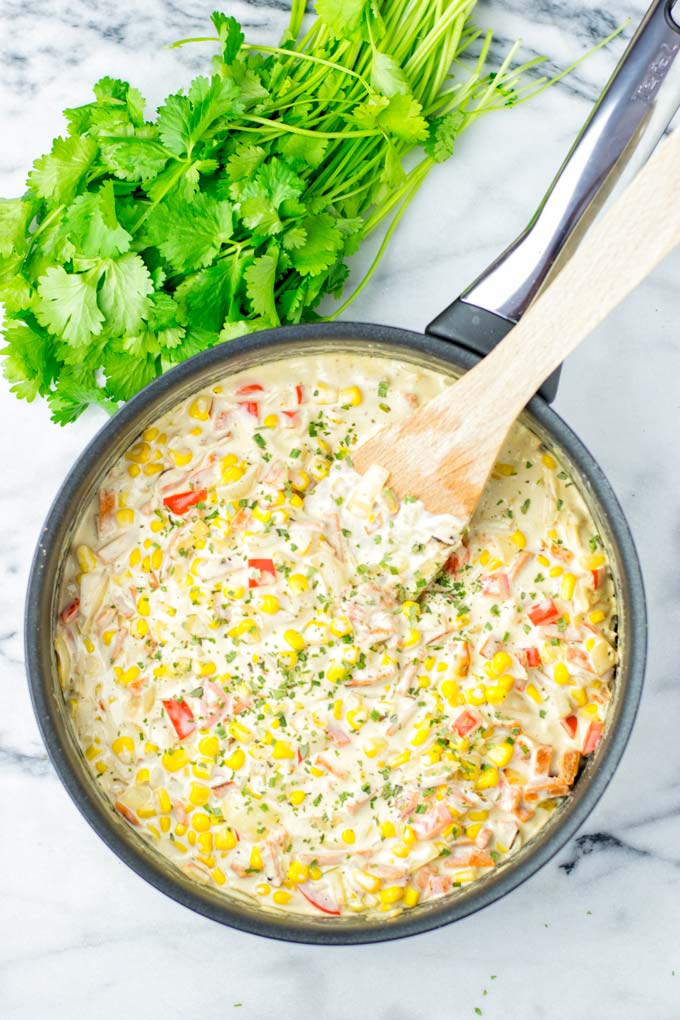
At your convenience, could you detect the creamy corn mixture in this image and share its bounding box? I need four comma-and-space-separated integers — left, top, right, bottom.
56, 354, 616, 917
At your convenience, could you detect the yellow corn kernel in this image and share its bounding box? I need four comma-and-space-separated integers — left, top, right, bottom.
252, 505, 272, 525
571, 686, 588, 707
228, 619, 259, 639
537, 554, 550, 567
113, 665, 141, 686
112, 736, 134, 759
132, 617, 149, 640
583, 553, 606, 570
188, 782, 210, 808
542, 452, 557, 470
547, 529, 558, 541
102, 629, 116, 647
82, 637, 94, 654
402, 825, 416, 847
199, 736, 219, 758
417, 675, 431, 690
127, 464, 140, 478
225, 748, 246, 771
379, 886, 404, 905
228, 721, 254, 744
128, 548, 141, 570
549, 565, 564, 578
379, 820, 396, 839
346, 708, 365, 731
554, 661, 571, 685
341, 645, 360, 666
582, 702, 600, 719
339, 385, 363, 407
468, 809, 489, 822
262, 413, 278, 428
288, 790, 306, 807
149, 546, 162, 571
94, 760, 108, 775
278, 650, 298, 671
291, 469, 310, 492
257, 594, 279, 615
76, 544, 98, 574
145, 741, 158, 754
282, 574, 309, 600
115, 508, 135, 528
188, 396, 211, 421
196, 831, 213, 853
84, 744, 100, 762
284, 629, 305, 652
494, 462, 516, 477
160, 816, 171, 833
511, 530, 526, 549
478, 549, 491, 567
465, 686, 487, 706
475, 766, 499, 790
330, 616, 352, 638
250, 846, 263, 871
466, 823, 482, 840
136, 768, 150, 785
143, 426, 159, 442
255, 883, 271, 897
355, 871, 382, 893
156, 788, 172, 814
525, 683, 543, 704
440, 679, 460, 705
411, 725, 430, 748
490, 651, 513, 677
403, 885, 420, 908
392, 844, 410, 859
192, 760, 212, 780
191, 811, 211, 834
332, 699, 343, 721
363, 737, 387, 759
273, 890, 292, 905
402, 629, 421, 649
561, 573, 576, 600
211, 867, 226, 886
213, 826, 238, 851
162, 747, 189, 772
589, 610, 606, 624
221, 463, 245, 485
126, 441, 151, 464
137, 595, 150, 617
310, 457, 330, 481
287, 861, 309, 884
272, 740, 295, 760
487, 742, 513, 768
390, 749, 411, 768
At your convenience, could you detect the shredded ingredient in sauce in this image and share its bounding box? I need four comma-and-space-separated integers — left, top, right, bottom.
56, 355, 616, 917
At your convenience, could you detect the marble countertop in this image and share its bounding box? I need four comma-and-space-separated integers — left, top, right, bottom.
2, 1, 679, 1017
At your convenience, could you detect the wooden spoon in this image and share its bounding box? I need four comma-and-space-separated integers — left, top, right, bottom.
353, 126, 680, 520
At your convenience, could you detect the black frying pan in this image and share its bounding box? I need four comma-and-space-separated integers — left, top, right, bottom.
24, 1, 680, 943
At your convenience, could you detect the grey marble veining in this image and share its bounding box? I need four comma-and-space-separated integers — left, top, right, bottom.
2, 1, 680, 1018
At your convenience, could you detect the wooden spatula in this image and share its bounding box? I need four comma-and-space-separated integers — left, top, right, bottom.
353, 126, 680, 520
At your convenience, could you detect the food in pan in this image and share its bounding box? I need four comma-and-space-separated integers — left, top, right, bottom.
56, 353, 616, 916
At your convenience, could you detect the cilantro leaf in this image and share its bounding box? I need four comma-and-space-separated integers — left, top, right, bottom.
27, 135, 98, 207
35, 266, 104, 346
245, 251, 280, 324
157, 75, 242, 157
378, 93, 428, 142
316, 0, 368, 36
238, 157, 305, 234
425, 111, 464, 163
103, 342, 158, 401
371, 51, 410, 97
0, 197, 35, 258
98, 253, 153, 334
211, 12, 245, 64
175, 255, 240, 332
62, 182, 131, 258
99, 136, 171, 181
1, 319, 57, 400
145, 192, 233, 273
289, 214, 343, 276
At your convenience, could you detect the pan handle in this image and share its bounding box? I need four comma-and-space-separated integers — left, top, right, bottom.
426, 0, 680, 402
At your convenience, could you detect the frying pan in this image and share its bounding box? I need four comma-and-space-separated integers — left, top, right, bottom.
24, 0, 680, 943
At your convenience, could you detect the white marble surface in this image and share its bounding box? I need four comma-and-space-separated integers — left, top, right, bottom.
2, 1, 679, 1017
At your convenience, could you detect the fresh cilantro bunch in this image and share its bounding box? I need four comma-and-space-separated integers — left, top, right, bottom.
0, 0, 588, 423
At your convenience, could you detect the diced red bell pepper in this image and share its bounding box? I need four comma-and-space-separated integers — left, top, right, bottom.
239, 400, 260, 419
60, 598, 80, 624
452, 709, 481, 738
591, 567, 604, 590
163, 488, 207, 515
561, 714, 578, 739
295, 384, 303, 404
481, 572, 510, 598
527, 598, 560, 626
582, 720, 603, 754
162, 698, 196, 740
298, 882, 341, 916
282, 410, 298, 420
525, 646, 542, 668
247, 557, 276, 588
236, 383, 264, 396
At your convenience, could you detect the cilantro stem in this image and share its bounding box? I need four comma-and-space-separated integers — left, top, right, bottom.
242, 43, 373, 95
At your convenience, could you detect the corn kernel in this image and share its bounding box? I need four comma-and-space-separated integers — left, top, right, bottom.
250, 846, 263, 871
143, 426, 159, 442
225, 748, 246, 771
537, 554, 550, 567
403, 885, 420, 907
475, 766, 499, 790
487, 742, 514, 768
402, 825, 416, 846
284, 629, 305, 652
288, 790, 306, 806
379, 886, 404, 905
272, 740, 294, 760
84, 744, 100, 762
126, 442, 151, 464
255, 883, 271, 896
113, 665, 141, 686
132, 617, 149, 639
197, 831, 213, 853
287, 861, 309, 884
417, 675, 431, 689
379, 821, 396, 839
549, 565, 564, 577
291, 469, 310, 492
188, 782, 210, 808
192, 760, 212, 780
402, 629, 421, 649
526, 683, 543, 704
162, 748, 189, 772
363, 737, 387, 759
494, 462, 516, 477
411, 726, 430, 747
490, 651, 513, 677
160, 816, 171, 833
330, 616, 352, 638
156, 788, 172, 814
392, 844, 410, 858
561, 573, 576, 600
583, 553, 606, 570
258, 594, 280, 615
511, 530, 526, 549
112, 736, 134, 759
440, 679, 460, 705
390, 749, 411, 768
479, 549, 491, 566
466, 823, 482, 840
189, 396, 211, 421
263, 413, 278, 428
76, 544, 98, 573
589, 610, 606, 624
554, 662, 571, 685
211, 867, 226, 885
115, 508, 134, 527
571, 686, 588, 707
213, 826, 238, 851
542, 453, 557, 470
273, 890, 292, 905
228, 721, 254, 744
102, 629, 116, 646
137, 595, 150, 617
